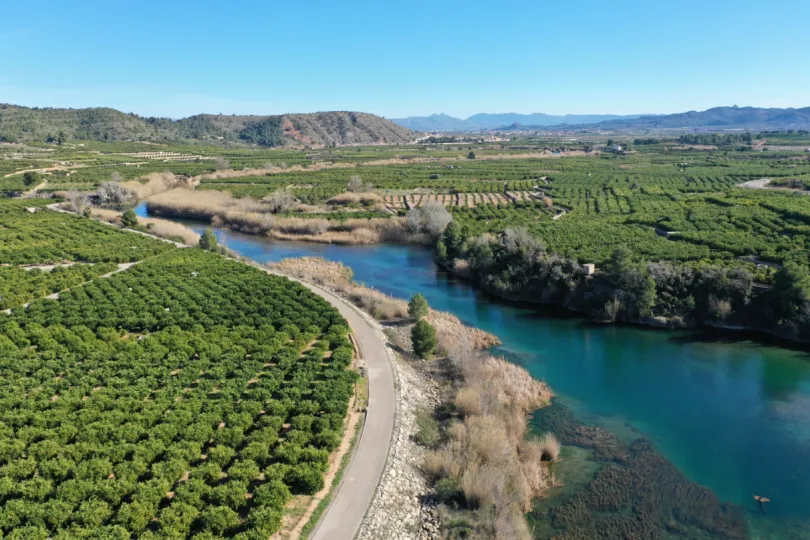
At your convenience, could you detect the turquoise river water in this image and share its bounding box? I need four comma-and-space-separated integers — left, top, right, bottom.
140, 206, 810, 538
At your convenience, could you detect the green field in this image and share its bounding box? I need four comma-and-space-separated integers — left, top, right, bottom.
0, 202, 356, 538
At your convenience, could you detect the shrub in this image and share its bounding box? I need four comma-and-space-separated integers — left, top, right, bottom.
121, 209, 138, 228
199, 228, 219, 251
414, 409, 442, 448
23, 171, 41, 187
434, 477, 464, 507
347, 175, 364, 192
411, 320, 438, 359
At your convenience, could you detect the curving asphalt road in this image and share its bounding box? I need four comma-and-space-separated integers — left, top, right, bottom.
269, 273, 396, 540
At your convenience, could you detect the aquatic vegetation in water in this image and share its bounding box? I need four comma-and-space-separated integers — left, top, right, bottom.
532, 401, 748, 539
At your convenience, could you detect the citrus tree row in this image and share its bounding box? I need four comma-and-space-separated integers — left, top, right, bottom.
0, 201, 174, 265
0, 249, 356, 539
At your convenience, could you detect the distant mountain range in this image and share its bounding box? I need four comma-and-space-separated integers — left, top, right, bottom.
393, 106, 810, 132
577, 106, 810, 131
0, 104, 415, 146
391, 112, 645, 131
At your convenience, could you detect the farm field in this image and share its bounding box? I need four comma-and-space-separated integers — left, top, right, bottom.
0, 202, 357, 538
3, 135, 810, 278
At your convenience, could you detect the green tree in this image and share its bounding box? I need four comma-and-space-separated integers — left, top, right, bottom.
199, 228, 219, 251
441, 220, 464, 260
23, 171, 41, 187
121, 209, 138, 228
435, 238, 448, 263
638, 275, 657, 318
158, 502, 200, 537
772, 262, 810, 317
411, 320, 438, 359
408, 293, 429, 321
247, 506, 283, 535
467, 151, 476, 159
200, 506, 240, 535
57, 130, 67, 145
607, 246, 634, 280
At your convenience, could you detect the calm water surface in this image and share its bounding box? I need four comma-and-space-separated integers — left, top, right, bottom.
141, 206, 810, 537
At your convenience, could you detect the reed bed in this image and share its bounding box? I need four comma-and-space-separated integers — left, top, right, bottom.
423, 336, 554, 539
88, 208, 200, 245
147, 189, 431, 245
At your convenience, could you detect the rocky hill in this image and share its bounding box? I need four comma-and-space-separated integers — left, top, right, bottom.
0, 104, 415, 147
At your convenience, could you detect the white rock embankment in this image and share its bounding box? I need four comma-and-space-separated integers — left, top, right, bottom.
356, 336, 441, 540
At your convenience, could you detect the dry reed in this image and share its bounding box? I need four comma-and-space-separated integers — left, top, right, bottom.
537, 433, 560, 462
146, 189, 427, 245
88, 208, 200, 245
327, 192, 381, 206
423, 335, 556, 536
122, 171, 191, 199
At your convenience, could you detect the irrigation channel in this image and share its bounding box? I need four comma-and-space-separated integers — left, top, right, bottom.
138, 204, 810, 539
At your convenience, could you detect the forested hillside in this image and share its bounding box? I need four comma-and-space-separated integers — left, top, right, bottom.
0, 104, 414, 147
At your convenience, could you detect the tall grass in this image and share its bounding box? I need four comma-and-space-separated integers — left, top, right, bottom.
423, 341, 554, 539
147, 189, 431, 245
326, 192, 381, 206
88, 208, 200, 245
122, 171, 192, 200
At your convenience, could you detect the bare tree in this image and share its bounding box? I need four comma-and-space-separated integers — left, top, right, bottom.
262, 190, 297, 213
347, 175, 364, 192
96, 181, 135, 206
406, 201, 451, 236
215, 156, 231, 170
263, 162, 275, 171
68, 189, 90, 214
111, 171, 122, 183
604, 296, 622, 322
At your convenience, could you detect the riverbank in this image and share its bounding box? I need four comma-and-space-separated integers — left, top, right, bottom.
119, 214, 810, 537
439, 257, 810, 348
63, 198, 541, 537
136, 199, 810, 347
145, 189, 435, 246
265, 256, 553, 538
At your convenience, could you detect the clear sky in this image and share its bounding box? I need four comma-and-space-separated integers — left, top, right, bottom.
2, 0, 809, 119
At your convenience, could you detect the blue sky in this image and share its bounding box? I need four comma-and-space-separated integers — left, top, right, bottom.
2, 0, 809, 119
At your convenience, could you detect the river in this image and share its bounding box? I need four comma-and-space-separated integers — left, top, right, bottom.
138, 205, 810, 538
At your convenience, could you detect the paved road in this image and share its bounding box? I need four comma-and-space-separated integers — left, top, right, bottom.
268, 273, 395, 540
